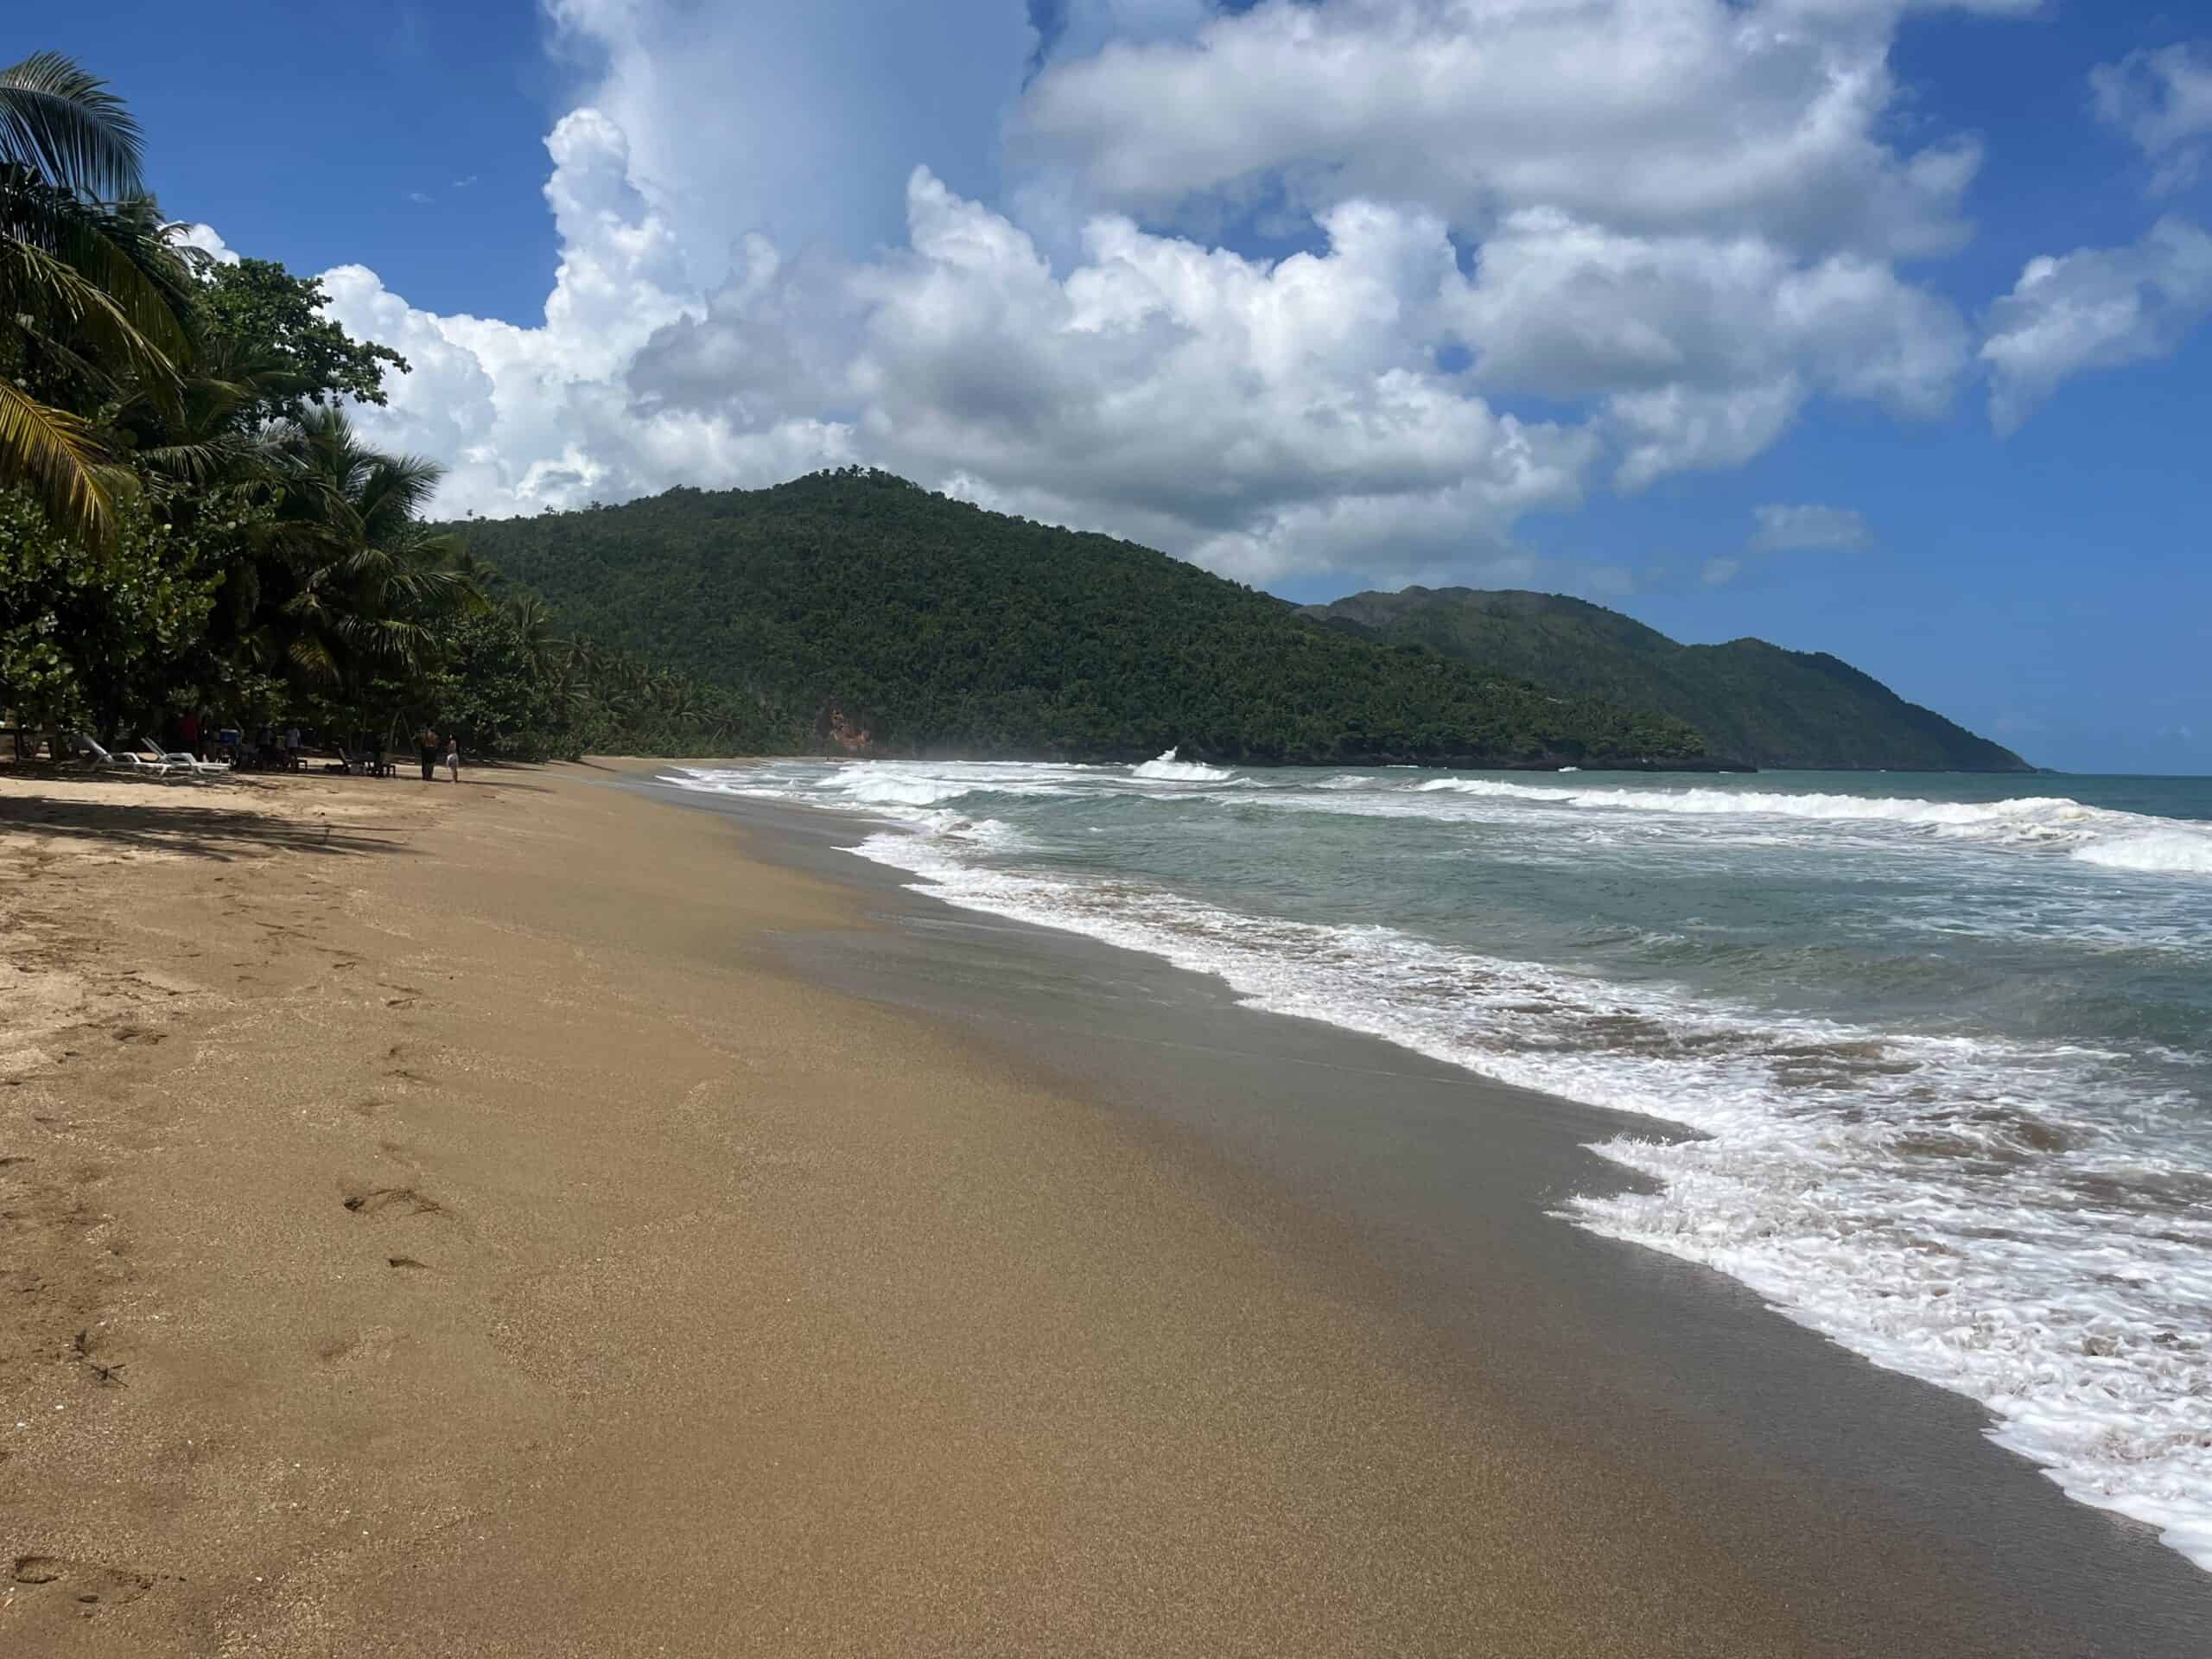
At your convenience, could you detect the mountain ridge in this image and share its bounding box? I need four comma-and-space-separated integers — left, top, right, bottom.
446, 470, 1713, 769
1304, 586, 2031, 772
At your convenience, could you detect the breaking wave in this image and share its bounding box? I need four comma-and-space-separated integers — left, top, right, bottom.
1131, 747, 1239, 782
2072, 830, 2212, 876
1409, 779, 2212, 872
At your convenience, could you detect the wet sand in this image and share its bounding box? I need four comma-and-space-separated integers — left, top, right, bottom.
3, 760, 2207, 1655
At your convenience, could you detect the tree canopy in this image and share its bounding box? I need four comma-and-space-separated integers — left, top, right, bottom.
0, 50, 743, 765
195, 257, 409, 424
446, 470, 1711, 768
1306, 588, 2031, 772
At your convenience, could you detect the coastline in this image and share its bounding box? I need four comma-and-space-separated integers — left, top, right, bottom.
3, 760, 2206, 1655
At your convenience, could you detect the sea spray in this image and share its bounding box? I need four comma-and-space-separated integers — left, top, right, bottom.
1131, 747, 1240, 783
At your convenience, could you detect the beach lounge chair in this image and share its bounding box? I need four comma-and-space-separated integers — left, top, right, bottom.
68, 734, 178, 778
138, 739, 232, 778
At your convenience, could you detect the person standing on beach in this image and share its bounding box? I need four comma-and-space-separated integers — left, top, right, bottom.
416, 725, 439, 781
444, 733, 460, 783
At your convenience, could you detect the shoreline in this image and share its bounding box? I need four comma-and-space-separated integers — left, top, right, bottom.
3, 760, 2206, 1654
633, 768, 2212, 1645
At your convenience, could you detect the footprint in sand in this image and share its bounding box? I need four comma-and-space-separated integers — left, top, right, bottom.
341, 1185, 448, 1219
72, 1330, 126, 1387
382, 1041, 430, 1082
10, 1554, 155, 1611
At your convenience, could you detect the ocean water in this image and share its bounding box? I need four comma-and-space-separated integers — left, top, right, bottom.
667, 755, 2212, 1568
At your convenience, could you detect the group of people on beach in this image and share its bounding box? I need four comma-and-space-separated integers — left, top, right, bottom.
147, 713, 461, 781
416, 725, 460, 783
162, 714, 300, 769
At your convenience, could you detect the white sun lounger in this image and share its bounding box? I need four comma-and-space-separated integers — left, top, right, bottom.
138, 738, 232, 777
68, 734, 180, 778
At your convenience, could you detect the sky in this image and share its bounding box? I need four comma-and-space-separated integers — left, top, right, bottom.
43, 0, 2212, 773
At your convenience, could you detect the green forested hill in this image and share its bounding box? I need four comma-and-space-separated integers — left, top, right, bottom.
1305, 588, 2030, 772
446, 470, 1707, 766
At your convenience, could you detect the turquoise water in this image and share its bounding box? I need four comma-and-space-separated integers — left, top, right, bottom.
672, 759, 2212, 1567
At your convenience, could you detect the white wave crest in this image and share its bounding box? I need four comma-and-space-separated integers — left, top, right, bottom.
1132, 747, 1237, 783
2073, 830, 2212, 876
813, 762, 1087, 808
1412, 777, 2095, 830
1410, 778, 2212, 874
663, 763, 1067, 830
826, 770, 976, 808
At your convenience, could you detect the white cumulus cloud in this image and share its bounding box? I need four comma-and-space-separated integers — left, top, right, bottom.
1751, 504, 1872, 553
171, 222, 239, 265
2093, 43, 2212, 193
318, 109, 855, 516
1981, 218, 2212, 433
541, 0, 1036, 288
1448, 208, 1968, 486
1014, 0, 1993, 259
261, 0, 2145, 591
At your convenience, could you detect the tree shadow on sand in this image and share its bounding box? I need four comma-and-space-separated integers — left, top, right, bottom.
453, 774, 551, 794
0, 791, 416, 865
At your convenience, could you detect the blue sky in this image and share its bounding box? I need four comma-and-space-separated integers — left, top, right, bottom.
43, 1, 2212, 773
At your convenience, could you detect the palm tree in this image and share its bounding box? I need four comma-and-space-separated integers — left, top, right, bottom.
504, 592, 561, 679
265, 405, 482, 689
115, 332, 300, 489
1, 51, 193, 539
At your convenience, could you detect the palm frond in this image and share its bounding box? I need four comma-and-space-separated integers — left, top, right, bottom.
134, 434, 272, 486
0, 372, 124, 538
353, 451, 446, 533
0, 232, 185, 390
0, 52, 143, 200
286, 632, 342, 683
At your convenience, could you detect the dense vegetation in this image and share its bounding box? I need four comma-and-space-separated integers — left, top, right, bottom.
1306, 588, 2031, 772
0, 52, 746, 764
448, 471, 1709, 766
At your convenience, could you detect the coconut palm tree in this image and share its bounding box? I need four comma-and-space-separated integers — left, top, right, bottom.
113, 332, 300, 489
1, 51, 193, 539
504, 592, 561, 679
264, 404, 482, 690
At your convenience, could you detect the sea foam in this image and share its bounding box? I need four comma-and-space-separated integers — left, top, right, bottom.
1407, 779, 2212, 873
2072, 829, 2212, 876
1131, 747, 1238, 783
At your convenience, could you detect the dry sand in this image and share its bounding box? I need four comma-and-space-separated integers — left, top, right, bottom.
0, 759, 2170, 1655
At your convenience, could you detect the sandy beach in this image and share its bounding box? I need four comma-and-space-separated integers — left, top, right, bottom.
3, 760, 2208, 1656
